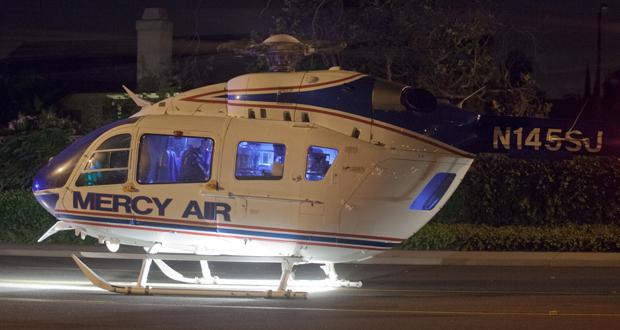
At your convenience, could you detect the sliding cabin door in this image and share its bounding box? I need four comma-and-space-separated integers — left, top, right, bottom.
298, 127, 343, 233
217, 119, 306, 234
131, 125, 233, 251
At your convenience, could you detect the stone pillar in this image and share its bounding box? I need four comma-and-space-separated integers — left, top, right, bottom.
136, 8, 173, 90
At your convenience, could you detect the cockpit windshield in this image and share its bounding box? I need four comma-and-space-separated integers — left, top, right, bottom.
32, 117, 139, 191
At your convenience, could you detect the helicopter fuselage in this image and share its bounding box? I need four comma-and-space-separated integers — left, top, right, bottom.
33, 69, 473, 263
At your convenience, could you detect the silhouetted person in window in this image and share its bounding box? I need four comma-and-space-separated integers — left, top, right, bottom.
308, 151, 329, 180
179, 139, 207, 182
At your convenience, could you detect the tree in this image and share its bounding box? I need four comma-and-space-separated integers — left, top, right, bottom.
269, 0, 549, 117
0, 71, 69, 126
486, 50, 551, 117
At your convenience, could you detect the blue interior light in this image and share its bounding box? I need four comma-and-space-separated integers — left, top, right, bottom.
409, 173, 456, 211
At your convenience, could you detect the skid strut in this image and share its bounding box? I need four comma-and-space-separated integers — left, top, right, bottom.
72, 251, 363, 298
71, 254, 307, 298
320, 263, 362, 288
151, 259, 218, 285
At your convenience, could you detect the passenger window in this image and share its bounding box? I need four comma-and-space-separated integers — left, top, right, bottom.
235, 141, 286, 180
137, 134, 214, 184
76, 134, 131, 186
305, 146, 338, 181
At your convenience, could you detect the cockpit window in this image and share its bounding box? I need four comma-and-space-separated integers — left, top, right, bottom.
75, 134, 131, 186
32, 117, 139, 191
97, 134, 131, 150
235, 141, 286, 180
137, 134, 214, 184
305, 146, 338, 181
83, 150, 129, 170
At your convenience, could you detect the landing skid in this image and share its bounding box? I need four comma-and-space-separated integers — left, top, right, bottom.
71, 252, 362, 299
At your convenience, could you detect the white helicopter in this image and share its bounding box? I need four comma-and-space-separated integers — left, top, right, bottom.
32, 35, 612, 298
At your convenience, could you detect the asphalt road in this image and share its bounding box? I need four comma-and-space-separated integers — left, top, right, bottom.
0, 254, 619, 330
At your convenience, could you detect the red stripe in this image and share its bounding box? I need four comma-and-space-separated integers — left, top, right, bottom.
175, 78, 473, 157
226, 73, 364, 93
64, 220, 392, 251
57, 209, 403, 242
225, 101, 473, 158
180, 92, 227, 103
179, 73, 364, 103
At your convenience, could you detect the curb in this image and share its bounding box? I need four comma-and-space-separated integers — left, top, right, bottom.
1, 244, 620, 267
359, 250, 620, 267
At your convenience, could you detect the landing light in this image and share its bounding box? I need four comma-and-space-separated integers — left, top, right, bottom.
105, 240, 120, 253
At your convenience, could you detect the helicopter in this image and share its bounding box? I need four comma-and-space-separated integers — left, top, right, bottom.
31, 34, 619, 298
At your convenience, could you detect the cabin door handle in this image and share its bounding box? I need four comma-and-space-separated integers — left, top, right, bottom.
122, 183, 139, 193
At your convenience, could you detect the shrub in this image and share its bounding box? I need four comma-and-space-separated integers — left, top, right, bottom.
435, 155, 620, 226
0, 128, 73, 190
0, 189, 84, 244
402, 222, 620, 252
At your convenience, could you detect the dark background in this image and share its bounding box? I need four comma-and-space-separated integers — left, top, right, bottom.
1, 0, 620, 97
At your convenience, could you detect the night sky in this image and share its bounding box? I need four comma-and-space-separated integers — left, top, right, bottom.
2, 0, 620, 97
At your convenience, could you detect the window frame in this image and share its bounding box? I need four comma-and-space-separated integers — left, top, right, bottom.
82, 148, 130, 171
135, 133, 215, 185
234, 140, 287, 181
75, 133, 132, 187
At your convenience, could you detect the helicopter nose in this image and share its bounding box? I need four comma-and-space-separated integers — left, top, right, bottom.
32, 117, 139, 199
32, 152, 77, 194
33, 163, 66, 215
32, 168, 46, 192
32, 126, 99, 194
33, 190, 60, 216
31, 134, 92, 215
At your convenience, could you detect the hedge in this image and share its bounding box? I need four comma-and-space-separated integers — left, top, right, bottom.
435, 154, 620, 226
2, 125, 620, 246
0, 189, 84, 244
402, 222, 620, 252
0, 127, 73, 190
2, 189, 620, 251
2, 125, 620, 226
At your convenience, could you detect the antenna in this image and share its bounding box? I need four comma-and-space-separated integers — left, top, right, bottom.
457, 85, 486, 108
122, 85, 152, 108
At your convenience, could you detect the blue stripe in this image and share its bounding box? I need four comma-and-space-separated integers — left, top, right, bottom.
228, 76, 374, 119
227, 77, 480, 151
59, 213, 133, 225
56, 213, 399, 249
